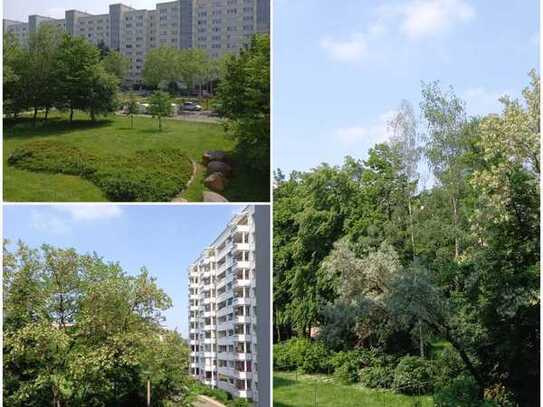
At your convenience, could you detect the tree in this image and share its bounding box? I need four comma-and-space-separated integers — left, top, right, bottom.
19, 25, 65, 125
148, 91, 172, 131
216, 34, 270, 173
142, 46, 180, 89
101, 50, 130, 82
86, 65, 119, 121
126, 92, 139, 129
3, 241, 192, 406
3, 32, 24, 117
55, 36, 101, 122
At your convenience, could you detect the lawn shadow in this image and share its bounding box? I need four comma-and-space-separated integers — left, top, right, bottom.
273, 375, 297, 389
3, 117, 113, 140
273, 402, 295, 407
221, 149, 270, 202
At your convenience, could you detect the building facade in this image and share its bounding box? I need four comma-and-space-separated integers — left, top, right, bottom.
3, 0, 269, 84
188, 206, 269, 405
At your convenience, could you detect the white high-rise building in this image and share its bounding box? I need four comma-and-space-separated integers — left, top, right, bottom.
188, 206, 269, 405
3, 0, 269, 85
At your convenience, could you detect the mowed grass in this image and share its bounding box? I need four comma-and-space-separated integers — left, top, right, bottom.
3, 112, 267, 202
273, 372, 434, 407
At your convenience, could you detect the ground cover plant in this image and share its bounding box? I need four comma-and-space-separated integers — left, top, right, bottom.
8, 137, 192, 202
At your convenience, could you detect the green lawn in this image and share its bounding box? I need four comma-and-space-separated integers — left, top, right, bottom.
273, 372, 434, 407
4, 112, 268, 202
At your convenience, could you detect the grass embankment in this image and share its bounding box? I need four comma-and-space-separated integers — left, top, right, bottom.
4, 112, 268, 202
273, 371, 434, 407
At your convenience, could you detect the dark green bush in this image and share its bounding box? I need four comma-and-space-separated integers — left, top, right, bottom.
359, 366, 394, 389
91, 149, 193, 201
8, 141, 193, 201
484, 383, 518, 407
433, 375, 486, 407
334, 359, 360, 384
392, 356, 434, 395
8, 140, 96, 176
433, 347, 466, 387
272, 338, 331, 373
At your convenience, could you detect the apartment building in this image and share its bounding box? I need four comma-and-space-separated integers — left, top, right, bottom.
188, 206, 270, 406
3, 0, 269, 84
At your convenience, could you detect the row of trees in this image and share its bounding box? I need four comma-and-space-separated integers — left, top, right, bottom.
4, 25, 127, 123
273, 71, 539, 405
3, 241, 192, 407
142, 46, 220, 95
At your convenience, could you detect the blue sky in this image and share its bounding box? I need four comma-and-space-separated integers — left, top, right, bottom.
3, 204, 244, 338
4, 0, 160, 21
273, 0, 539, 173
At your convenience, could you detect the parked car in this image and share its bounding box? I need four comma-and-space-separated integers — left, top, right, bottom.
182, 101, 202, 111
138, 103, 150, 114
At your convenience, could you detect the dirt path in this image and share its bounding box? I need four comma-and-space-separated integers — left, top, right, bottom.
172, 159, 199, 202
192, 395, 226, 407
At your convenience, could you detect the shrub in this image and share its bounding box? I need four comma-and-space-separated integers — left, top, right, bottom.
91, 149, 193, 201
334, 359, 359, 384
484, 384, 518, 407
433, 375, 485, 407
272, 338, 331, 373
300, 340, 331, 374
433, 347, 465, 387
392, 356, 434, 395
8, 140, 96, 176
8, 141, 193, 201
227, 399, 250, 407
359, 366, 394, 389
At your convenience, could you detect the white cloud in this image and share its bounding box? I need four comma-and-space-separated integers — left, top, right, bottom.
321, 0, 475, 65
31, 210, 70, 235
393, 0, 475, 40
320, 34, 368, 63
463, 87, 508, 116
55, 205, 123, 221
335, 110, 397, 145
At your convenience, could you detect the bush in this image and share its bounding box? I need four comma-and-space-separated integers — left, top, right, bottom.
433, 375, 487, 407
273, 338, 330, 373
433, 347, 465, 387
8, 140, 96, 176
392, 356, 434, 395
8, 141, 193, 201
91, 149, 193, 201
484, 384, 518, 407
359, 366, 394, 389
334, 359, 360, 384
227, 399, 250, 407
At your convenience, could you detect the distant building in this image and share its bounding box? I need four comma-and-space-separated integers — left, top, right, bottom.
3, 0, 270, 85
188, 206, 270, 406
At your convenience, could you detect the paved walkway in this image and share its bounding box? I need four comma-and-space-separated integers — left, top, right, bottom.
192, 395, 226, 407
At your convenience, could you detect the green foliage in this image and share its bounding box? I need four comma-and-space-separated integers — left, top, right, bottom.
273, 72, 540, 405
433, 375, 484, 407
4, 26, 120, 122
392, 356, 434, 395
216, 34, 270, 174
273, 337, 331, 373
359, 366, 395, 389
4, 242, 191, 406
149, 91, 173, 131
8, 140, 193, 201
334, 360, 360, 384
101, 50, 130, 81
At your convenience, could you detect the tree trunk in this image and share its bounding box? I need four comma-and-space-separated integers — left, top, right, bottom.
69, 107, 74, 123
408, 198, 416, 260
131, 115, 134, 129
452, 195, 459, 259
44, 107, 49, 122
418, 322, 424, 357
158, 116, 162, 131
33, 107, 38, 127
